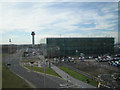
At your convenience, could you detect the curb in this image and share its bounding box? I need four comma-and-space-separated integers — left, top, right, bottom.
23, 65, 63, 79
19, 61, 63, 80
9, 69, 36, 88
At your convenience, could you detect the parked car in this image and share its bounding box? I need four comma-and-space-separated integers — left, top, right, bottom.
112, 62, 119, 67
78, 57, 84, 61
108, 60, 120, 67
26, 54, 29, 57
113, 58, 120, 61
84, 56, 89, 59
61, 59, 64, 62
112, 73, 120, 81
92, 55, 98, 58
95, 56, 108, 62
108, 60, 114, 65
89, 56, 93, 59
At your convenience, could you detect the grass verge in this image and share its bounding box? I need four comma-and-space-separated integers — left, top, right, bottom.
59, 67, 98, 87
24, 65, 61, 78
20, 60, 41, 63
1, 53, 8, 58
2, 65, 31, 88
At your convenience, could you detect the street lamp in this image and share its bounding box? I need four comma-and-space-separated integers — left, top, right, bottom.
43, 48, 46, 88
57, 47, 60, 57
7, 39, 11, 67
76, 50, 78, 59
43, 47, 54, 88
44, 58, 46, 88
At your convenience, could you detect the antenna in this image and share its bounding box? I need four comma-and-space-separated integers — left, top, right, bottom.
60, 34, 61, 38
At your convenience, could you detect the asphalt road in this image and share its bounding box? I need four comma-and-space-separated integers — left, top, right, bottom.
3, 49, 67, 88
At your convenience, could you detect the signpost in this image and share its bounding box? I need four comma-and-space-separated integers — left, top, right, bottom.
49, 60, 51, 68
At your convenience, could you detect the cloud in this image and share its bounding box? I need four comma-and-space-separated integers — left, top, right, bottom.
1, 2, 117, 33
0, 0, 119, 2
0, 2, 118, 44
84, 23, 92, 24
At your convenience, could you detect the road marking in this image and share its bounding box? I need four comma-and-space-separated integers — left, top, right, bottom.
10, 69, 36, 88
28, 70, 30, 72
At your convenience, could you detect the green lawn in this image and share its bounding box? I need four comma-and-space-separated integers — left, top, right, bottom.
0, 54, 2, 58
24, 65, 61, 78
2, 65, 31, 88
21, 60, 41, 63
1, 53, 8, 58
59, 67, 98, 87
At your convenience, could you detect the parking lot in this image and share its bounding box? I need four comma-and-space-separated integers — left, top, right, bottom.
53, 56, 120, 88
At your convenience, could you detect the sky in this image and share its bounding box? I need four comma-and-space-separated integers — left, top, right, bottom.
0, 0, 119, 44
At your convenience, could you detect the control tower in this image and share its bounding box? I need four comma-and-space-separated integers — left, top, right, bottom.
31, 31, 35, 48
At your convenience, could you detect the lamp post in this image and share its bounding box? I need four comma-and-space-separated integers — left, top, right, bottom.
7, 39, 11, 67
44, 58, 46, 88
76, 50, 78, 59
57, 47, 60, 57
62, 44, 65, 57
40, 45, 46, 88
43, 47, 54, 87
43, 48, 46, 88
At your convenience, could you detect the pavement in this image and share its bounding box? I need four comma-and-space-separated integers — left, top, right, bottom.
3, 49, 96, 88
51, 65, 96, 88
3, 49, 67, 88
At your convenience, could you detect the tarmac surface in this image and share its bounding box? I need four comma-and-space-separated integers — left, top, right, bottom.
3, 49, 68, 88
3, 49, 98, 88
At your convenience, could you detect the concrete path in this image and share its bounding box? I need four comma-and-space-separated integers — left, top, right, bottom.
51, 65, 96, 88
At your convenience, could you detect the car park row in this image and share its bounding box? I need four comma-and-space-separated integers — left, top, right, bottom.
95, 55, 120, 67
53, 54, 120, 67
24, 48, 120, 67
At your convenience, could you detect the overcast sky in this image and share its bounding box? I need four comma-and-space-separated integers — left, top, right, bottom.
0, 0, 119, 44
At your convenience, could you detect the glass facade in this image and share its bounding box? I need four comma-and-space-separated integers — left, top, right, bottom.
45, 38, 114, 57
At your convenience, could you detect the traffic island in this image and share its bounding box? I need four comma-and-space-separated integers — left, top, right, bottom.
24, 65, 61, 78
